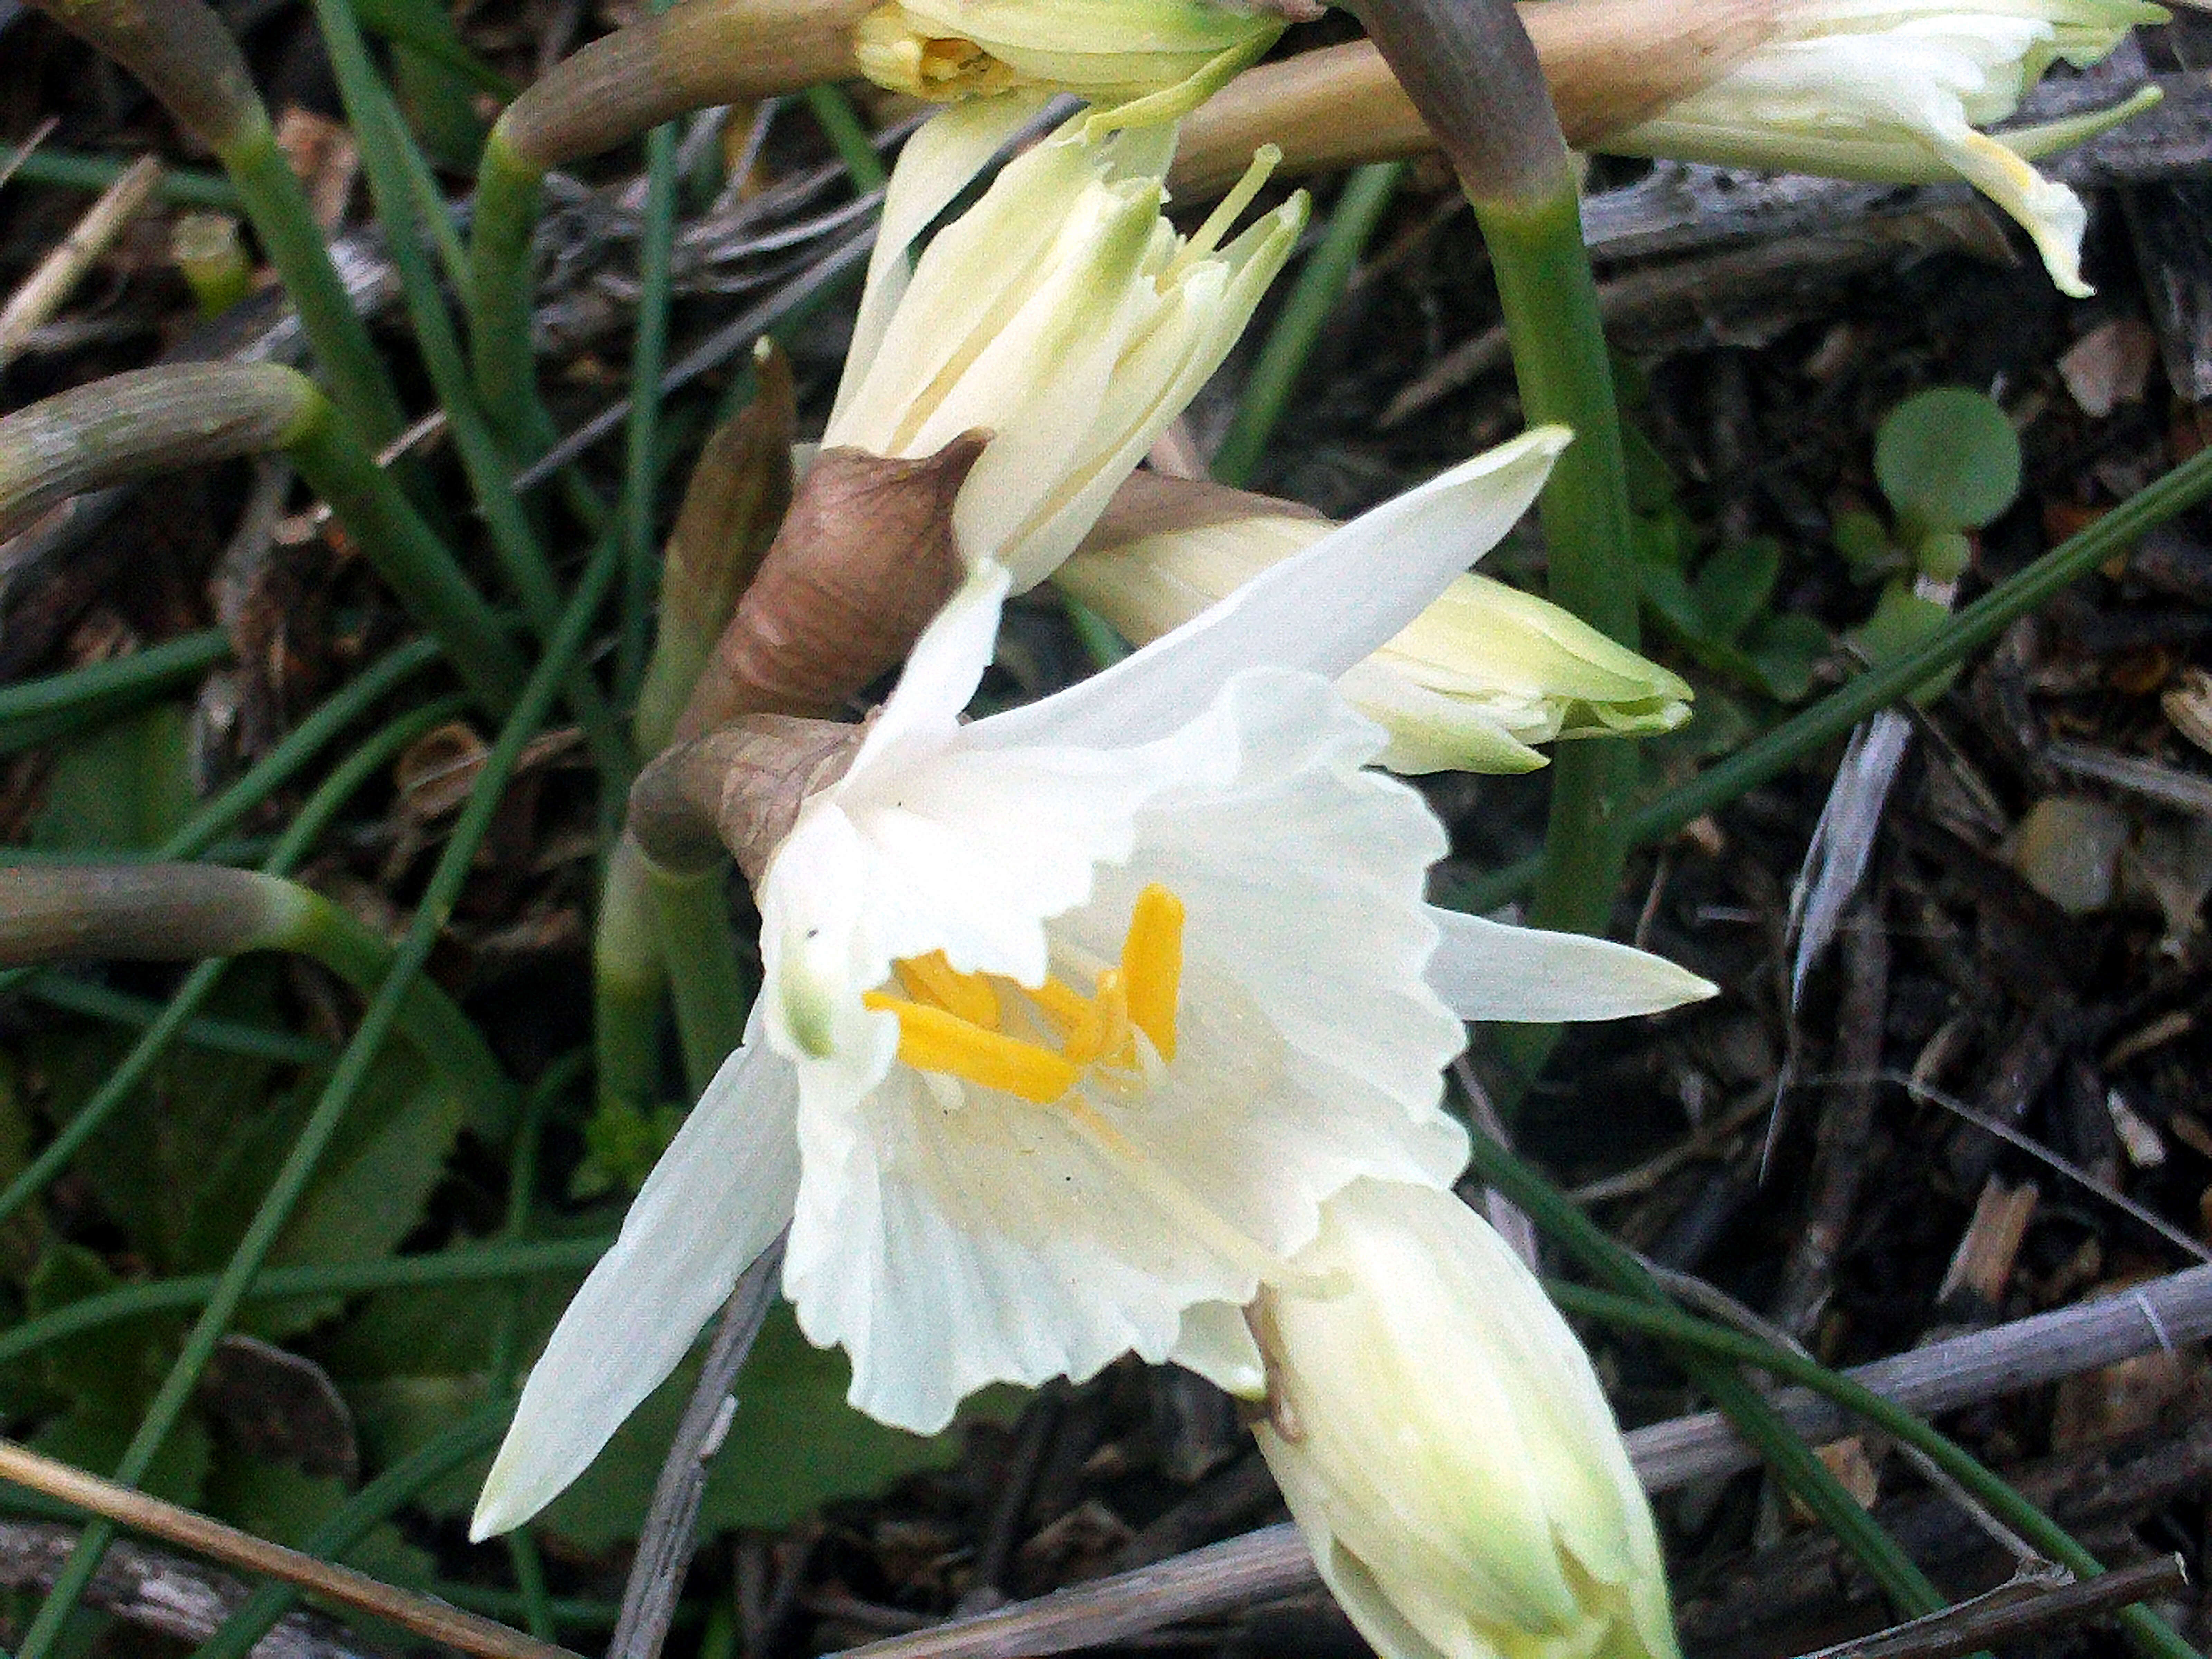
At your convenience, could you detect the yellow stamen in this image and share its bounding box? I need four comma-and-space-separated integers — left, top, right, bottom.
1029, 974, 1106, 1059
1119, 884, 1185, 1062
863, 993, 1078, 1104
895, 950, 1001, 1030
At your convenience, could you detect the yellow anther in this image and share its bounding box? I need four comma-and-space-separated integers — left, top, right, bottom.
1119, 884, 1185, 1062
895, 950, 1001, 1030
1029, 975, 1106, 1061
863, 992, 1078, 1104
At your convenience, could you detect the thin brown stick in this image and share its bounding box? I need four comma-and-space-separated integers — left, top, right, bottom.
0, 154, 163, 368
1794, 1555, 2189, 1659
0, 1440, 582, 1659
829, 1262, 2212, 1659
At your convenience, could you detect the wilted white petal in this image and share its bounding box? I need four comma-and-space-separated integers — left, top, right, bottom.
1425, 908, 1717, 1023
472, 1038, 802, 1539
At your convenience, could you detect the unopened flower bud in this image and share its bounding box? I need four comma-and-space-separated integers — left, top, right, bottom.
854, 0, 1290, 126
1252, 1179, 1679, 1659
1061, 478, 1692, 773
1601, 0, 2167, 297
823, 106, 1305, 589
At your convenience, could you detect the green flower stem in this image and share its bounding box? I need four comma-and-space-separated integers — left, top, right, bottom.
596, 836, 668, 1115
1460, 1127, 1946, 1621
310, 0, 631, 782
0, 145, 241, 209
217, 120, 408, 451
620, 5, 683, 707
0, 697, 472, 1234
0, 630, 232, 756
15, 510, 621, 1659
363, 0, 489, 167
806, 85, 890, 193
0, 1235, 611, 1369
191, 1402, 518, 1659
1552, 1284, 2200, 1659
1213, 162, 1403, 489
648, 862, 754, 1094
285, 400, 530, 716
469, 133, 555, 462
1450, 438, 2212, 917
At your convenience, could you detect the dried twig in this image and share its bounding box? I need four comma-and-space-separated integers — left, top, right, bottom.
0, 152, 161, 366
1793, 1554, 2188, 1659
607, 1232, 789, 1659
0, 1440, 579, 1659
829, 1262, 2212, 1659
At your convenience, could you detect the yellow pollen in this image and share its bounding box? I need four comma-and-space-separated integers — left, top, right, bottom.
896, 950, 1001, 1029
1120, 884, 1185, 1061
1030, 974, 1106, 1058
862, 993, 1079, 1104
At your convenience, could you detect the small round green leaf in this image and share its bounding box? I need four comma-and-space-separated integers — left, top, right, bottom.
1874, 387, 2023, 534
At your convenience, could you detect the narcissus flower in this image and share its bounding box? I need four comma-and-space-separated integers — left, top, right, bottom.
471, 429, 1715, 1539
854, 0, 1289, 126
822, 102, 1305, 589
1601, 0, 2167, 297
1254, 1179, 1679, 1659
1061, 497, 1693, 773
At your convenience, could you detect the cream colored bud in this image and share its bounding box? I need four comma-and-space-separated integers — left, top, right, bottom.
1060, 494, 1692, 773
1601, 0, 2168, 297
824, 105, 1305, 589
854, 0, 1284, 126
1253, 1180, 1679, 1659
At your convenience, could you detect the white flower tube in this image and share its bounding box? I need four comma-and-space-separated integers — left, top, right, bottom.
1254, 1179, 1679, 1659
824, 103, 1305, 589
1061, 502, 1693, 774
471, 429, 1717, 1539
854, 0, 1288, 126
1601, 0, 2167, 297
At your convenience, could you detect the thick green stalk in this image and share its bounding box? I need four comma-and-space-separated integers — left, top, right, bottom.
0, 145, 240, 209
648, 863, 753, 1094
1461, 1128, 1945, 1620
469, 133, 554, 463
15, 514, 622, 1659
284, 402, 530, 716
1449, 438, 2212, 916
1213, 162, 1403, 488
218, 121, 407, 450
0, 698, 475, 1234
1553, 1284, 2201, 1659
596, 837, 668, 1115
619, 26, 683, 706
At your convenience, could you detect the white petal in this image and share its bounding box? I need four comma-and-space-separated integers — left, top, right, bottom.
1424, 908, 1717, 1023
972, 428, 1568, 752
829, 92, 1048, 435
470, 1039, 801, 1539
1169, 1301, 1266, 1399
846, 562, 1012, 775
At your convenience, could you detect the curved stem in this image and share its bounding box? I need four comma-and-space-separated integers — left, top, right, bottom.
468, 132, 555, 463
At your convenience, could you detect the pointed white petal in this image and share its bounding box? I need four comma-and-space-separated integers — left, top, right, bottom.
1424, 908, 1716, 1023
470, 1041, 801, 1539
1169, 1301, 1267, 1399
973, 428, 1568, 753
845, 562, 1012, 775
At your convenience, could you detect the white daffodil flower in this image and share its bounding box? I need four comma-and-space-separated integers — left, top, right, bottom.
854, 0, 1287, 128
1603, 0, 2167, 297
823, 102, 1306, 590
1060, 503, 1694, 774
471, 428, 1717, 1540
1254, 1179, 1679, 1659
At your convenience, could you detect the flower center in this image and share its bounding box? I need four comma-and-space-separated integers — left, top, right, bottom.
861, 883, 1185, 1104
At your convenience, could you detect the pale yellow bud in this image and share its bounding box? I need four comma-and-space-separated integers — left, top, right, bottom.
1060, 497, 1692, 773
1253, 1180, 1679, 1659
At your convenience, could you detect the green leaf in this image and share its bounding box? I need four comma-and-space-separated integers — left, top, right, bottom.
1849, 579, 1960, 704
1874, 387, 2022, 536
26, 1400, 210, 1509
1742, 613, 1830, 703
21, 1242, 182, 1411
203, 1451, 435, 1585
29, 704, 195, 852
1690, 538, 1781, 644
